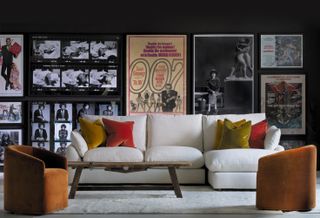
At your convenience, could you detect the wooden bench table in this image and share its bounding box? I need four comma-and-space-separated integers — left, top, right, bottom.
68, 161, 192, 199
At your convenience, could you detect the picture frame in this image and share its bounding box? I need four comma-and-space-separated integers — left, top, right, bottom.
0, 102, 22, 124
0, 129, 23, 166
126, 35, 187, 115
193, 34, 254, 115
0, 34, 24, 97
260, 73, 306, 135
260, 34, 303, 68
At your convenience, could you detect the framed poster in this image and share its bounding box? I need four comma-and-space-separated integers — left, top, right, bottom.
260, 74, 306, 135
0, 35, 24, 97
0, 129, 22, 166
260, 34, 303, 68
193, 34, 254, 115
126, 35, 187, 115
0, 102, 22, 124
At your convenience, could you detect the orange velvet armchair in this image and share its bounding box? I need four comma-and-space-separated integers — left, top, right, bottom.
256, 145, 317, 211
4, 145, 68, 214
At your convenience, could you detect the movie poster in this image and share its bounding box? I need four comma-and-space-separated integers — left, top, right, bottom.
0, 35, 24, 96
260, 74, 306, 135
126, 35, 187, 115
193, 34, 254, 115
260, 35, 303, 68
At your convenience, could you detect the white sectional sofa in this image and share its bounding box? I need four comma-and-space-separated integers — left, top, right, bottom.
66, 113, 284, 189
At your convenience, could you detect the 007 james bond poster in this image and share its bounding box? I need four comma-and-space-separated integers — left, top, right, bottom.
260, 74, 306, 135
126, 35, 187, 115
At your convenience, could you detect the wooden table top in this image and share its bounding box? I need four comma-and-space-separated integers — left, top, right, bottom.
68, 161, 192, 168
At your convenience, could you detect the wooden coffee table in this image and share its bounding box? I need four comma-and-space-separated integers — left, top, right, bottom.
68, 161, 191, 199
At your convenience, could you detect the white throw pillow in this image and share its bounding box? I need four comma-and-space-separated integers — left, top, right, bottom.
264, 126, 281, 150
71, 130, 88, 157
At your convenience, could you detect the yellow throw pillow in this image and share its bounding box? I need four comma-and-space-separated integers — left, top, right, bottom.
219, 119, 252, 149
213, 119, 246, 149
79, 118, 107, 150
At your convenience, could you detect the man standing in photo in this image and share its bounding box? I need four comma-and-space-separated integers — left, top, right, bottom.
1, 38, 14, 90
161, 83, 178, 112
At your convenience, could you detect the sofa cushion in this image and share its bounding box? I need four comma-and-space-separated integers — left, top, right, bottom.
84, 115, 147, 151
83, 147, 144, 162
79, 118, 106, 149
205, 149, 278, 172
203, 113, 266, 152
264, 126, 281, 150
147, 114, 203, 151
249, 119, 268, 149
145, 146, 204, 168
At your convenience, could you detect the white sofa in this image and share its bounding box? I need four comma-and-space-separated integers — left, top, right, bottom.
66, 113, 283, 189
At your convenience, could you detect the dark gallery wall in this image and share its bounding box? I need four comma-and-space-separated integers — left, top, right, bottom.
1, 0, 320, 166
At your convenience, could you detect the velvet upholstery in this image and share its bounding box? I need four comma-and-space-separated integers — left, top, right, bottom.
256, 145, 317, 211
4, 145, 68, 214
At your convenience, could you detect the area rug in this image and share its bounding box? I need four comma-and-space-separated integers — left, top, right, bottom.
0, 185, 319, 214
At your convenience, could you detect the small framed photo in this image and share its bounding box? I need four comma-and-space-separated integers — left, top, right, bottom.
32, 40, 61, 60
0, 34, 24, 97
0, 129, 22, 165
54, 103, 72, 122
260, 34, 303, 68
90, 40, 118, 63
32, 102, 50, 123
76, 103, 96, 122
31, 122, 50, 142
260, 73, 306, 135
32, 68, 61, 90
61, 68, 89, 89
32, 141, 50, 151
54, 123, 72, 141
89, 68, 117, 89
0, 102, 22, 124
98, 102, 119, 116
54, 142, 67, 156
62, 40, 89, 60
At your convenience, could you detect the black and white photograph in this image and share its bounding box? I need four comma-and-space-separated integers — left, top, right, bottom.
76, 103, 95, 122
54, 142, 67, 156
0, 129, 22, 165
61, 68, 89, 89
0, 102, 22, 124
193, 34, 254, 115
31, 122, 50, 141
32, 102, 50, 123
89, 68, 117, 88
90, 41, 117, 63
32, 141, 50, 151
32, 68, 61, 89
54, 103, 72, 122
98, 102, 119, 116
54, 123, 72, 141
62, 41, 89, 60
260, 34, 303, 68
32, 40, 61, 59
0, 35, 24, 97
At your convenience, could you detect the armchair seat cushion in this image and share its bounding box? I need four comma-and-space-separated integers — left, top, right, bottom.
83, 147, 144, 162
145, 146, 204, 168
205, 149, 278, 172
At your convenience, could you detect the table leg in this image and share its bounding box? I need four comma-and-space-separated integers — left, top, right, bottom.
168, 167, 182, 198
69, 166, 83, 199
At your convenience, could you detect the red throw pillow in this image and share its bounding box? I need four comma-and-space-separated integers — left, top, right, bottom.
102, 118, 136, 148
249, 120, 268, 149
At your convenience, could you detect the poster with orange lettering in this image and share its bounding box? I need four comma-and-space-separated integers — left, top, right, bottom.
126, 35, 187, 115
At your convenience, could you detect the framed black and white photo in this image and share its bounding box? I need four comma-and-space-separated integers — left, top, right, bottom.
32, 68, 61, 90
76, 103, 96, 122
54, 142, 67, 156
32, 40, 61, 60
260, 34, 303, 68
0, 129, 22, 165
90, 40, 118, 63
54, 103, 72, 122
0, 102, 22, 124
260, 73, 306, 135
193, 34, 254, 115
31, 122, 50, 142
0, 34, 24, 97
62, 40, 89, 60
61, 68, 89, 89
89, 68, 117, 89
32, 102, 50, 123
32, 141, 50, 151
98, 102, 119, 116
54, 123, 72, 141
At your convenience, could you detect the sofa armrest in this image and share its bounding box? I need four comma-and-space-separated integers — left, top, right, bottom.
71, 130, 88, 157
33, 147, 67, 170
66, 144, 82, 161
274, 145, 285, 152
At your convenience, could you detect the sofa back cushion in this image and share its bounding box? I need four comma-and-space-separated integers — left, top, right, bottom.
147, 114, 203, 151
203, 113, 266, 152
83, 115, 147, 151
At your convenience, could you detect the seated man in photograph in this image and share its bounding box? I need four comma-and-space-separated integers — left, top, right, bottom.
34, 104, 47, 122
34, 123, 48, 141
56, 104, 69, 121
58, 124, 68, 141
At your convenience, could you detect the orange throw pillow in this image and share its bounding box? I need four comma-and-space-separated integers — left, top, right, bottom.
249, 119, 268, 149
102, 118, 136, 148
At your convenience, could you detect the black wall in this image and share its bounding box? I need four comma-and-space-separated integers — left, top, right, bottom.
1, 0, 320, 166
